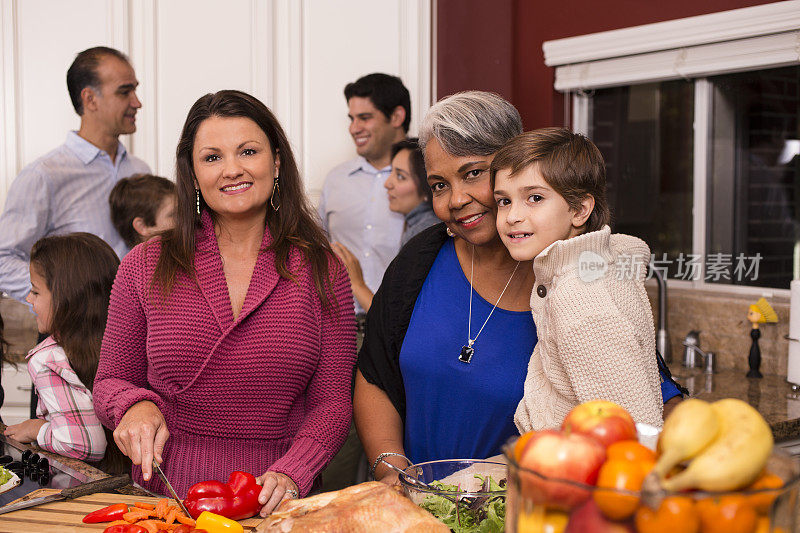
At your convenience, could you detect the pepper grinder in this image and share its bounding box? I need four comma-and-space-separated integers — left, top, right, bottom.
746, 297, 778, 378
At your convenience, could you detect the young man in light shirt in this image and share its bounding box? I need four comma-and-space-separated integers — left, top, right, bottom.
318, 73, 410, 316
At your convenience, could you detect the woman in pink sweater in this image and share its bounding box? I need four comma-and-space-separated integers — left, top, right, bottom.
94, 90, 356, 516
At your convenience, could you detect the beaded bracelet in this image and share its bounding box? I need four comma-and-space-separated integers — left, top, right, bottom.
369, 452, 412, 479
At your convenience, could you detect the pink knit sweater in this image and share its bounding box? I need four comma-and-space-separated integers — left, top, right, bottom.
94, 213, 357, 497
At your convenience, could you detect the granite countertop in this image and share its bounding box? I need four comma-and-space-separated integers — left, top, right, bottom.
670, 366, 800, 441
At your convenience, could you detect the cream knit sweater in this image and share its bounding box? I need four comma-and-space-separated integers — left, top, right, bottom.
514, 226, 664, 432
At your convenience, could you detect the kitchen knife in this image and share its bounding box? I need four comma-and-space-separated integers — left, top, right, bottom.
152, 460, 192, 518
0, 473, 131, 515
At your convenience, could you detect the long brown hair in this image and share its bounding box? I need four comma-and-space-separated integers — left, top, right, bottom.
30, 233, 129, 473
153, 90, 339, 309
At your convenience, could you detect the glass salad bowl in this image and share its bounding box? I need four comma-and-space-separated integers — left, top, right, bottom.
398, 459, 508, 531
503, 437, 800, 533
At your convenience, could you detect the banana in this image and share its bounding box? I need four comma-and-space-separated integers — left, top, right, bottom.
661, 398, 773, 492
651, 398, 720, 478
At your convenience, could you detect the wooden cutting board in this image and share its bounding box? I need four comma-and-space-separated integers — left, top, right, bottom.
0, 489, 264, 532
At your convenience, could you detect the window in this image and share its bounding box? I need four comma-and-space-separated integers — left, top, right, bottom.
588, 81, 694, 280
546, 3, 800, 292
707, 67, 799, 289
586, 67, 799, 289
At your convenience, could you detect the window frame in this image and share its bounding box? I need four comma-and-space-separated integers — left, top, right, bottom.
550, 2, 800, 298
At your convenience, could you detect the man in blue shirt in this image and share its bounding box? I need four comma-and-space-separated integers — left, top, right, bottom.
318, 73, 410, 315
0, 46, 151, 302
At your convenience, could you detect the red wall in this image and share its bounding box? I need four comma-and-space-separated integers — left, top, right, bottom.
437, 0, 780, 129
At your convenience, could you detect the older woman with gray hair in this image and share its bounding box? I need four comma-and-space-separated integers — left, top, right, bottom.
354, 91, 538, 483
354, 91, 684, 484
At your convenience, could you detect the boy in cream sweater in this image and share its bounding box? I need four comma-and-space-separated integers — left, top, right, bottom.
491, 128, 663, 431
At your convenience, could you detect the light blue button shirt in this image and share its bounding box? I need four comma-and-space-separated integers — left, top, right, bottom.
317, 157, 405, 313
0, 131, 151, 301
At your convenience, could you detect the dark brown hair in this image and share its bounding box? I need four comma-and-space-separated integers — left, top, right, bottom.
29, 233, 128, 473
109, 174, 176, 248
490, 127, 611, 233
390, 138, 430, 205
344, 73, 411, 132
66, 46, 130, 115
153, 90, 339, 309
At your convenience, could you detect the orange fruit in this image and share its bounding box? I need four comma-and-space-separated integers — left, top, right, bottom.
755, 516, 788, 533
517, 506, 568, 533
514, 431, 536, 461
635, 496, 699, 533
594, 459, 651, 521
696, 495, 757, 533
607, 440, 657, 463
746, 471, 784, 515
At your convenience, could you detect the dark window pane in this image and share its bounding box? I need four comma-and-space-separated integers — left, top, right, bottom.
589, 81, 695, 279
707, 66, 800, 289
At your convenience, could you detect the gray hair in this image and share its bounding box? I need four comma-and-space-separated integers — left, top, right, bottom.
419, 91, 522, 157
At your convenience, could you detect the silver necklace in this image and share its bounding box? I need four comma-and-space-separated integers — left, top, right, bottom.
459, 245, 520, 363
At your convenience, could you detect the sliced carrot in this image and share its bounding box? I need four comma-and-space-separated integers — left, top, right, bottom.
107, 520, 129, 526
155, 522, 178, 531
163, 506, 179, 525
123, 509, 153, 522
137, 520, 161, 533
175, 514, 196, 527
154, 498, 169, 519
134, 502, 156, 510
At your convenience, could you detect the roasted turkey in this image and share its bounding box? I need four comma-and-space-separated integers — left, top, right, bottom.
257, 481, 449, 532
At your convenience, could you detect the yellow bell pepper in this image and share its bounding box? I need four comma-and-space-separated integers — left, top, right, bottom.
195, 511, 244, 533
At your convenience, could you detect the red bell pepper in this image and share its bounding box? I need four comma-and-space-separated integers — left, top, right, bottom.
183, 471, 262, 520
102, 525, 148, 533
83, 503, 129, 523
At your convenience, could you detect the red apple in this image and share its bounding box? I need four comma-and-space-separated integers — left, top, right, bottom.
565, 499, 635, 533
518, 429, 606, 511
562, 400, 637, 448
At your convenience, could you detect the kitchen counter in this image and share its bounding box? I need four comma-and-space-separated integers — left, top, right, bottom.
670, 367, 800, 442
0, 422, 148, 496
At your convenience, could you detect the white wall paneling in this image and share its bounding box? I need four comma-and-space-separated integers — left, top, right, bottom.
1, 0, 19, 210
1, 0, 432, 208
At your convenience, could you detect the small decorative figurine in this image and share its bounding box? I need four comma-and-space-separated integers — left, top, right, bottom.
746, 297, 779, 378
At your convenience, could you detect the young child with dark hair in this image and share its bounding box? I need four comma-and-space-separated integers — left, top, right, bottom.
3, 233, 123, 469
491, 127, 663, 431
109, 174, 176, 249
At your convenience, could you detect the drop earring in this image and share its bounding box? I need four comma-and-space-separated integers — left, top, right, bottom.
270, 178, 281, 211
446, 227, 455, 237
195, 189, 200, 215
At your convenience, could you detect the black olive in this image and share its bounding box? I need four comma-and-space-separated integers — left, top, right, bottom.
0, 455, 12, 465
27, 453, 40, 466
20, 450, 31, 462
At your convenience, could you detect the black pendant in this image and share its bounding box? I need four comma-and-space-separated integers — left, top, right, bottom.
459, 345, 474, 363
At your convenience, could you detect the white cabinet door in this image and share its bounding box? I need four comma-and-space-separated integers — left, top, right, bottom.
1, 362, 32, 426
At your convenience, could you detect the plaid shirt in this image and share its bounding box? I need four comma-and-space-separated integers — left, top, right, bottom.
26, 337, 106, 462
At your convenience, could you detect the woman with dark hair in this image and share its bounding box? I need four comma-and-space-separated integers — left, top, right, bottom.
332, 138, 439, 312
94, 90, 356, 515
